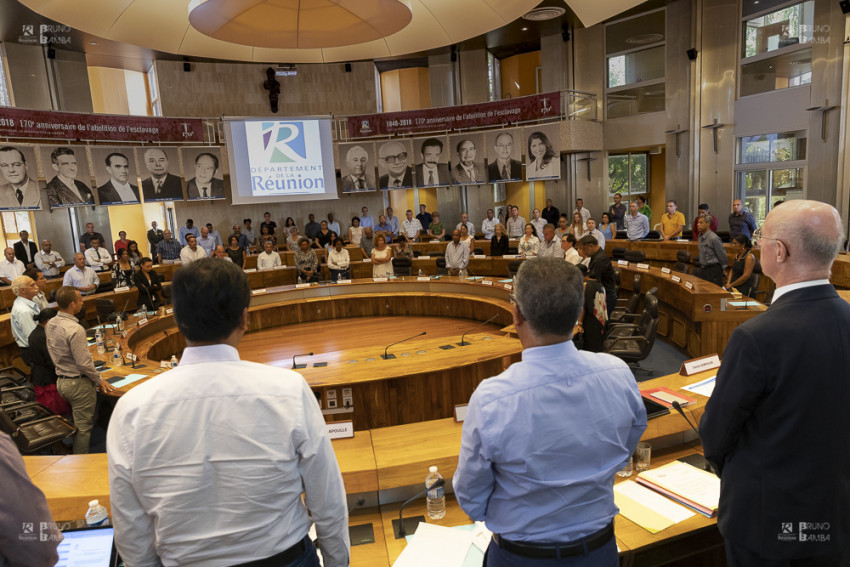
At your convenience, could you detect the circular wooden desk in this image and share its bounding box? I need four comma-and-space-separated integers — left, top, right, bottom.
105, 277, 522, 430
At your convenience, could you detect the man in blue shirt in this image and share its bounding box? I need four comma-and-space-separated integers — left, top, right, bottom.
359, 206, 374, 230
178, 219, 199, 246
728, 199, 757, 240
624, 200, 649, 240
454, 257, 646, 566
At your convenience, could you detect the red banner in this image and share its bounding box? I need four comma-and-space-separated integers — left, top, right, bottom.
0, 107, 205, 142
347, 92, 561, 138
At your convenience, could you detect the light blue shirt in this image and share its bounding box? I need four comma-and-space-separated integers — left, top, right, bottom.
197, 235, 216, 255
63, 265, 99, 294
386, 215, 399, 236
327, 221, 341, 236
11, 296, 39, 347
454, 341, 646, 542
359, 215, 374, 229
178, 225, 200, 246
624, 212, 649, 240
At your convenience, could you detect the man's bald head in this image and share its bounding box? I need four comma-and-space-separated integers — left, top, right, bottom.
762, 200, 843, 279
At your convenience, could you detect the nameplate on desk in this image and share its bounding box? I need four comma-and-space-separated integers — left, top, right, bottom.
122, 330, 128, 338
295, 283, 311, 288
337, 279, 352, 284
165, 308, 173, 315
251, 288, 268, 295
137, 318, 148, 328
472, 254, 486, 259
113, 286, 130, 293
671, 275, 682, 283
636, 263, 650, 270
417, 276, 430, 282
326, 420, 354, 440
502, 254, 518, 259
373, 277, 388, 282
661, 267, 672, 274
160, 360, 171, 368
684, 281, 694, 290
272, 265, 285, 270
127, 353, 138, 362
454, 404, 469, 422
680, 354, 721, 376
503, 283, 513, 290
430, 240, 441, 243
244, 268, 257, 273
419, 255, 431, 260
362, 258, 371, 263
481, 280, 493, 286
617, 260, 629, 266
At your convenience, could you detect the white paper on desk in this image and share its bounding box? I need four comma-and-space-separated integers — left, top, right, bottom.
471, 521, 492, 553
614, 480, 695, 532
682, 375, 717, 398
637, 461, 720, 512
393, 522, 473, 567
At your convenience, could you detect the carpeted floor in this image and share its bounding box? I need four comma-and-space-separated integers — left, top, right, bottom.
630, 339, 689, 382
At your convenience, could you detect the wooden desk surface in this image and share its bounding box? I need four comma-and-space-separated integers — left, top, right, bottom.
331, 431, 379, 494
28, 453, 110, 522
23, 455, 63, 479
349, 507, 390, 567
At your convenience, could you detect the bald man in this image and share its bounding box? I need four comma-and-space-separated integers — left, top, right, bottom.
141, 148, 184, 201
378, 141, 413, 189
701, 200, 850, 566
341, 145, 375, 192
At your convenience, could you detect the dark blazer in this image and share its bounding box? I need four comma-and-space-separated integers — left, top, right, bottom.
147, 228, 164, 250
45, 177, 95, 206
587, 248, 616, 300
27, 325, 57, 387
97, 180, 140, 204
186, 177, 225, 199
414, 163, 451, 187
487, 159, 522, 181
701, 285, 850, 560
341, 173, 375, 192
490, 234, 509, 256
141, 173, 184, 201
14, 240, 37, 265
379, 167, 414, 189
451, 162, 486, 185
135, 269, 163, 311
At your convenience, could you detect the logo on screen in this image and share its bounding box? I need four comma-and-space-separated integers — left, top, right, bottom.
261, 122, 307, 163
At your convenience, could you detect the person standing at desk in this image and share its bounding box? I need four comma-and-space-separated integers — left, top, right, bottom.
701, 200, 850, 567
454, 258, 646, 567
696, 214, 727, 287
107, 259, 349, 567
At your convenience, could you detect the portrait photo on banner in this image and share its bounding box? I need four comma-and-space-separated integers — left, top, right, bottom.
449, 132, 487, 185
413, 136, 450, 188
0, 144, 43, 211
377, 138, 414, 190
40, 145, 95, 208
486, 128, 523, 183
90, 146, 140, 206
524, 123, 561, 181
337, 141, 376, 193
180, 146, 226, 201
138, 146, 185, 202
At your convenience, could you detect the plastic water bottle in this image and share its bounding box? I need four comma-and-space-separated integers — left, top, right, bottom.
418, 268, 424, 277
116, 315, 124, 332
170, 355, 178, 368
96, 330, 105, 354
425, 466, 446, 520
112, 345, 122, 367
85, 500, 109, 526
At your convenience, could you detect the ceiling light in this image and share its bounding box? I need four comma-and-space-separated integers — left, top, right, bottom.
187, 0, 414, 49
522, 7, 566, 21
521, 27, 528, 31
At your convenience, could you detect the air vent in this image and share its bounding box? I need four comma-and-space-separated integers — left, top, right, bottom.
522, 7, 566, 21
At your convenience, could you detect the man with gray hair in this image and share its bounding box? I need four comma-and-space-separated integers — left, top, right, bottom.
701, 200, 850, 566
10, 275, 40, 356
454, 257, 646, 566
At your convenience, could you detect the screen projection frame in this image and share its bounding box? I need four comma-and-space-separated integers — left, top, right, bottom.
223, 115, 339, 205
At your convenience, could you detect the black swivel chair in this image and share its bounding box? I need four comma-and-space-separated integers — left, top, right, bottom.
0, 406, 77, 454
623, 250, 646, 263
435, 257, 448, 275
611, 247, 627, 260
392, 257, 412, 276
603, 294, 659, 376
507, 260, 523, 278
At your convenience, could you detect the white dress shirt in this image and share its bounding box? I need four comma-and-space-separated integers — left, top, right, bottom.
180, 245, 208, 263
588, 228, 606, 250
84, 247, 112, 270
445, 241, 470, 270
481, 217, 498, 240
537, 237, 565, 259
34, 249, 64, 277
456, 221, 475, 235
106, 344, 349, 567
256, 251, 282, 270
11, 295, 39, 347
0, 259, 24, 281
771, 279, 832, 304
327, 248, 350, 271
63, 265, 99, 293
531, 217, 546, 238
564, 247, 582, 265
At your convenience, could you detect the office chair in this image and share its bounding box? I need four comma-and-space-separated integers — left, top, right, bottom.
623, 250, 646, 263
603, 294, 659, 376
643, 231, 662, 240
435, 257, 448, 275
611, 247, 627, 260
0, 406, 77, 454
507, 260, 522, 278
392, 257, 412, 276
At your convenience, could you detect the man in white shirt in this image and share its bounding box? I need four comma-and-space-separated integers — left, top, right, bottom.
10, 276, 40, 350
107, 259, 349, 567
180, 235, 208, 263
196, 226, 217, 256
561, 234, 581, 265
212, 245, 232, 262
537, 224, 565, 259
63, 253, 99, 295
0, 247, 25, 285
530, 208, 546, 238
34, 239, 64, 278
84, 238, 112, 271
481, 209, 497, 240
586, 218, 606, 250
455, 212, 475, 236
257, 241, 282, 270
575, 198, 591, 224
506, 206, 526, 238
401, 209, 423, 242
445, 229, 470, 277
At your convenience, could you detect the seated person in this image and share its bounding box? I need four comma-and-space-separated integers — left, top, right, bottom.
327, 238, 350, 282
135, 257, 163, 311
294, 238, 319, 282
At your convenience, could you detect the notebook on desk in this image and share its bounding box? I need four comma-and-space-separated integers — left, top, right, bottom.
56, 526, 120, 567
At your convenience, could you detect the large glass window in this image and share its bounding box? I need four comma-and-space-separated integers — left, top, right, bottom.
735, 130, 806, 225
740, 1, 813, 97
605, 9, 665, 119
608, 153, 648, 197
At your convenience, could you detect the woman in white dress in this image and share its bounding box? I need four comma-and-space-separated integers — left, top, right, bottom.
459, 223, 474, 252
569, 212, 587, 240
348, 216, 364, 247
518, 223, 540, 257
526, 131, 559, 179
371, 234, 394, 278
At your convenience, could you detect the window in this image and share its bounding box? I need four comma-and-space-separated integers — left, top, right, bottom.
739, 1, 813, 97
735, 130, 806, 224
148, 64, 162, 116
0, 47, 11, 107
605, 9, 665, 119
608, 153, 649, 198
1, 211, 34, 251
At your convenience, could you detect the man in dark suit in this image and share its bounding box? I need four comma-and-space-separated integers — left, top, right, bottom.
13, 230, 37, 267
414, 138, 450, 187
45, 147, 95, 206
147, 221, 164, 253
378, 141, 413, 189
186, 152, 225, 199
140, 148, 184, 201
701, 199, 849, 566
487, 131, 522, 182
340, 145, 375, 192
451, 139, 486, 185
97, 152, 140, 205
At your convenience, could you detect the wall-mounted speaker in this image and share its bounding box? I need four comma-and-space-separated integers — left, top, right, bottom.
344, 63, 352, 72
686, 48, 698, 61
183, 62, 191, 72
841, 0, 850, 14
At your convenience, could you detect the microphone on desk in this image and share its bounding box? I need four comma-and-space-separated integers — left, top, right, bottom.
382, 332, 426, 360
292, 352, 313, 369
458, 314, 499, 346
393, 478, 446, 539
671, 401, 716, 474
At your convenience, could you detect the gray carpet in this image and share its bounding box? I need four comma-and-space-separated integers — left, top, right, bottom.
631, 339, 689, 382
